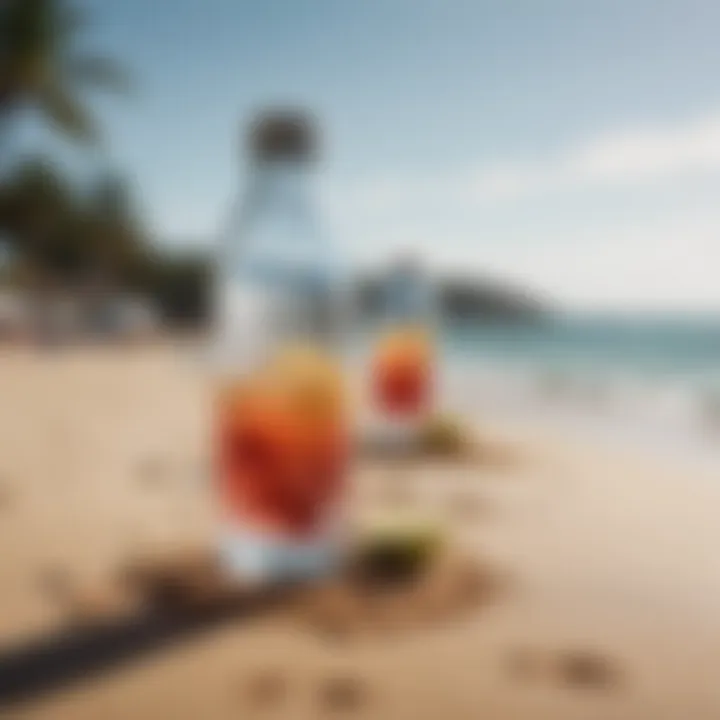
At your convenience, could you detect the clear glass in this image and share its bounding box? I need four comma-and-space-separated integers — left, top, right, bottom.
369, 260, 438, 442
211, 156, 350, 583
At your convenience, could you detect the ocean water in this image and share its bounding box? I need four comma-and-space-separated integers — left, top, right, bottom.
444, 314, 720, 378
437, 313, 720, 470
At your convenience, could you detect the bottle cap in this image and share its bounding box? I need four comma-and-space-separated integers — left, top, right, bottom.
247, 110, 317, 161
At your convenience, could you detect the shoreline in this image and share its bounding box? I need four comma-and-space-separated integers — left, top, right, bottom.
442, 357, 720, 479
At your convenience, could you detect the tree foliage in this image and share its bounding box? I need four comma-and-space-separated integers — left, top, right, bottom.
0, 156, 211, 323
0, 0, 218, 328
0, 0, 128, 145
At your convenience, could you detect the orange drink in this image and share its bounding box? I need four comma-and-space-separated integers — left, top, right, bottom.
215, 345, 349, 538
371, 325, 434, 418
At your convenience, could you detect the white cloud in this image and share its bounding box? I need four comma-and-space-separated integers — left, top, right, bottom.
327, 109, 720, 213
567, 114, 720, 184
476, 110, 720, 198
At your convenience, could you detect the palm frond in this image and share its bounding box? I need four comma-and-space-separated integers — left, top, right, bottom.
0, 0, 125, 146
1, 0, 55, 59
67, 55, 130, 94
56, 2, 86, 39
0, 0, 59, 100
39, 81, 97, 143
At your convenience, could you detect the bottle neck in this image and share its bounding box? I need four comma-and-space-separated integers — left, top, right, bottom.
244, 158, 314, 218
223, 157, 328, 287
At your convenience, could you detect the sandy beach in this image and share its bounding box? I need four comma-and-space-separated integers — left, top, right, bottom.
1, 343, 720, 719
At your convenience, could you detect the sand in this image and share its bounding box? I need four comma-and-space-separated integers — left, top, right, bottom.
1, 344, 719, 719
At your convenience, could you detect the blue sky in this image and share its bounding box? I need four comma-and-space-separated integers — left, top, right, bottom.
19, 0, 720, 310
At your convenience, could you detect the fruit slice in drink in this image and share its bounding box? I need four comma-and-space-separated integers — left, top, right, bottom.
216, 345, 348, 538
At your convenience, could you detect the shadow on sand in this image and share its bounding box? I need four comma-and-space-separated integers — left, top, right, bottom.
0, 585, 284, 709
0, 544, 497, 710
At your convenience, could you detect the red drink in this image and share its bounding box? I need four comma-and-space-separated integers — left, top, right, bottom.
371, 326, 433, 418
215, 346, 348, 538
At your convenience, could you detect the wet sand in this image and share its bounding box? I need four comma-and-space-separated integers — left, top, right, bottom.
1, 344, 719, 719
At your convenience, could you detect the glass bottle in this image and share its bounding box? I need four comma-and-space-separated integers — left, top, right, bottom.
211, 111, 350, 583
369, 255, 437, 447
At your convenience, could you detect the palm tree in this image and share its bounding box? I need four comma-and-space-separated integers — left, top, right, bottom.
0, 0, 127, 147
0, 157, 78, 277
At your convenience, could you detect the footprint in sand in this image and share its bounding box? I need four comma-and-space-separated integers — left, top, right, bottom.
505, 647, 621, 692
319, 675, 368, 713
242, 668, 288, 710
556, 649, 622, 690
239, 669, 367, 714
